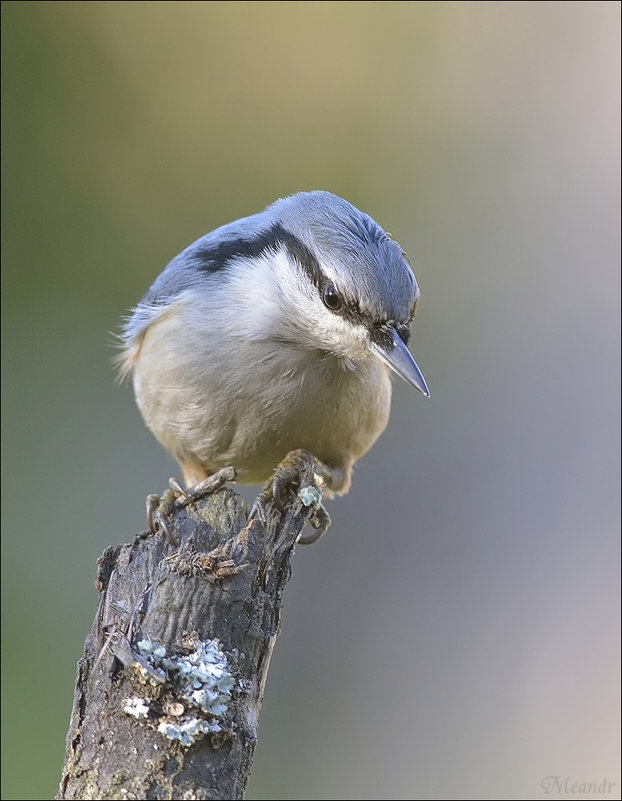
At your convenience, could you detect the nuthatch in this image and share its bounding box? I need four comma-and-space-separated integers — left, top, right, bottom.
118, 191, 428, 516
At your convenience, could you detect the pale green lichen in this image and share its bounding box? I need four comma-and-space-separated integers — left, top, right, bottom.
157, 717, 221, 746
123, 697, 150, 718
298, 485, 321, 507
125, 636, 236, 746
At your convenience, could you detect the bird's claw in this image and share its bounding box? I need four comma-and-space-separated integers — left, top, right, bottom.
146, 481, 182, 545
249, 450, 332, 545
296, 502, 331, 545
270, 449, 325, 510
145, 467, 236, 545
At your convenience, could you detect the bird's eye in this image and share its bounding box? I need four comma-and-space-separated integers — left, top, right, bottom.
322, 283, 343, 311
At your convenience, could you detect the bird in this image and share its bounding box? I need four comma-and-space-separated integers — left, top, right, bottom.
117, 190, 428, 525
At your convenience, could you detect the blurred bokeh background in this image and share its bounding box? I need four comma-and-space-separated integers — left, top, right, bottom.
2, 2, 619, 799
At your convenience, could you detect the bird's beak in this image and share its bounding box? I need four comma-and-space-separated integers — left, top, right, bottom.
369, 328, 430, 397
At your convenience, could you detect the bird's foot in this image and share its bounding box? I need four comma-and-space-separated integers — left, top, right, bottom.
250, 449, 332, 545
296, 500, 332, 545
146, 477, 187, 545
146, 467, 236, 544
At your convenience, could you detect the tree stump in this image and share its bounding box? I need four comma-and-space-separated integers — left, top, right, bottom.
57, 469, 325, 800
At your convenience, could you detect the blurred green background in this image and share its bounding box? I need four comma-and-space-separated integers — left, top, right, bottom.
2, 2, 619, 799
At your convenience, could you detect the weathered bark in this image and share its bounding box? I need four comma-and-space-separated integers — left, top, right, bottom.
57, 471, 324, 800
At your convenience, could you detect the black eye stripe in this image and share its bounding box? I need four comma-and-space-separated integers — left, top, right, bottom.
320, 281, 411, 343
193, 223, 324, 285
190, 222, 412, 340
